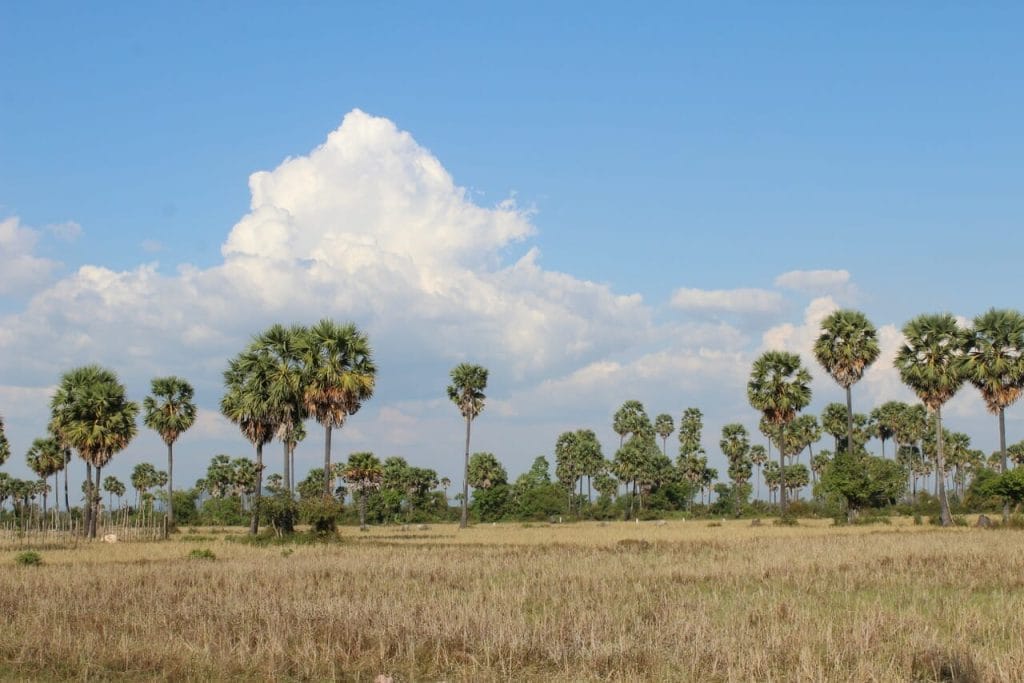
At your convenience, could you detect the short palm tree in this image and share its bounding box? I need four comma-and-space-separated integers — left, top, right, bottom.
341, 452, 383, 530
894, 313, 969, 526
300, 320, 376, 499
813, 310, 880, 459
962, 308, 1024, 520
143, 376, 197, 527
749, 444, 768, 500
748, 350, 813, 513
447, 363, 488, 529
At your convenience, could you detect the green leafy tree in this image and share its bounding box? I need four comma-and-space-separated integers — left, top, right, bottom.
820, 453, 906, 519
0, 414, 9, 466
300, 320, 376, 499
748, 351, 813, 514
814, 310, 880, 462
143, 376, 197, 527
613, 400, 649, 447
447, 363, 488, 529
50, 365, 139, 537
894, 313, 970, 526
962, 308, 1024, 520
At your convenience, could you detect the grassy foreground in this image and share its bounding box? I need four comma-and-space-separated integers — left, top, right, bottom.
2, 519, 1022, 681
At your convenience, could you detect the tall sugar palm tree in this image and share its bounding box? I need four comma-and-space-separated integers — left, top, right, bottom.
894, 313, 969, 526
749, 444, 768, 500
447, 363, 488, 529
962, 308, 1024, 521
300, 320, 376, 499
143, 376, 197, 527
748, 351, 813, 514
813, 309, 880, 460
871, 401, 907, 458
50, 365, 139, 537
221, 353, 276, 535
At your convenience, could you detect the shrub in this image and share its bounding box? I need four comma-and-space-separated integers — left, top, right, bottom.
300, 498, 343, 535
188, 548, 216, 561
15, 551, 42, 566
774, 515, 799, 526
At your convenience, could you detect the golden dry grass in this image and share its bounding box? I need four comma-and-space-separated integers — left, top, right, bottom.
2, 519, 1023, 681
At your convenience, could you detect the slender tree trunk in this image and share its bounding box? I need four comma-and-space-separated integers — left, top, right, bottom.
290, 443, 296, 496
846, 386, 854, 458
778, 425, 788, 514
359, 491, 367, 530
250, 443, 263, 535
460, 416, 471, 529
167, 441, 175, 528
936, 407, 952, 526
1000, 408, 1009, 522
323, 424, 333, 499
91, 465, 102, 538
63, 457, 70, 513
83, 462, 92, 537
283, 440, 291, 494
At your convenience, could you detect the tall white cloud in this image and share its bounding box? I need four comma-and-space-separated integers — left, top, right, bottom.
0, 217, 59, 295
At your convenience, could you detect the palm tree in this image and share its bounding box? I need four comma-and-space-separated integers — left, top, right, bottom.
962, 308, 1024, 521
50, 365, 139, 537
447, 363, 488, 529
814, 309, 880, 460
0, 414, 9, 467
749, 444, 767, 500
300, 320, 376, 500
26, 437, 64, 516
341, 452, 383, 530
143, 376, 197, 528
894, 313, 969, 526
821, 403, 848, 453
654, 414, 674, 455
103, 475, 126, 511
747, 351, 813, 514
221, 353, 276, 535
870, 401, 907, 458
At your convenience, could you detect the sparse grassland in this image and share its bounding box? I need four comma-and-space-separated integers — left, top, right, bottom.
2, 519, 1023, 681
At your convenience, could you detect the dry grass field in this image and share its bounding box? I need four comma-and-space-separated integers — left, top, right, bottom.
2, 518, 1023, 681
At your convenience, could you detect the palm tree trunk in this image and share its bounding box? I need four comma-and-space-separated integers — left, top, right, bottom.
323, 424, 333, 499
63, 458, 69, 513
283, 440, 291, 494
1000, 408, 1009, 522
936, 407, 952, 526
846, 386, 854, 458
359, 491, 367, 530
460, 416, 471, 529
290, 444, 296, 496
91, 465, 102, 538
778, 424, 788, 514
250, 443, 263, 535
83, 462, 92, 537
167, 442, 175, 528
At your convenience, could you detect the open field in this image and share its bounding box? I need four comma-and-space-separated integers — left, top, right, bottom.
2, 519, 1023, 681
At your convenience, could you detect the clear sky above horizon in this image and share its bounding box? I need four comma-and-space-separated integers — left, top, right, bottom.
1, 3, 1022, 490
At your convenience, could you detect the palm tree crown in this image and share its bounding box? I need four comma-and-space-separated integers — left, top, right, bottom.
747, 351, 813, 427
143, 376, 197, 446
813, 309, 880, 389
894, 314, 969, 411
963, 308, 1024, 414
447, 363, 488, 420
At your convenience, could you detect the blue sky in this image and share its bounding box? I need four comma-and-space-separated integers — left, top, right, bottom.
1, 3, 1022, 491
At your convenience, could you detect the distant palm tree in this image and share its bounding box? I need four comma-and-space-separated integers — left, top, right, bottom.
749, 445, 768, 500
50, 365, 138, 537
26, 437, 63, 515
894, 313, 969, 526
300, 320, 376, 500
447, 363, 488, 529
654, 414, 674, 455
103, 475, 126, 512
143, 376, 197, 527
341, 452, 383, 530
870, 401, 907, 458
0, 414, 9, 467
748, 351, 813, 513
962, 308, 1024, 521
813, 309, 880, 460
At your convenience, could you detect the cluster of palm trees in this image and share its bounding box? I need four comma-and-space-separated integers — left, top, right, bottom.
220, 320, 375, 533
